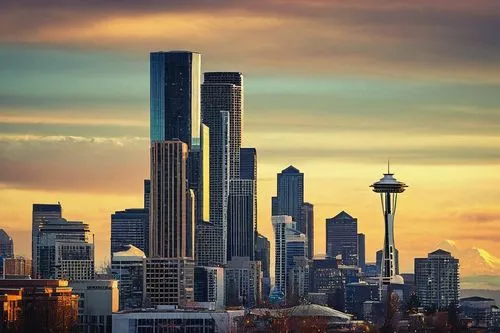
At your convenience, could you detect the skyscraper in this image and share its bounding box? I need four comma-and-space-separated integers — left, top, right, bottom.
150, 140, 192, 258
150, 51, 201, 147
371, 168, 407, 285
227, 179, 256, 260
274, 166, 305, 233
0, 229, 13, 259
240, 148, 256, 180
32, 203, 62, 277
358, 233, 366, 271
302, 203, 314, 259
36, 218, 94, 280
143, 179, 150, 209
326, 211, 358, 266
111, 208, 149, 257
201, 72, 243, 266
415, 249, 459, 310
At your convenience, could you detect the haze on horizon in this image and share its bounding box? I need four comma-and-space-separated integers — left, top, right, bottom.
1, 1, 500, 284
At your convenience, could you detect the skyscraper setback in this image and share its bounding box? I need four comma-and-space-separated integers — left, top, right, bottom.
150, 51, 201, 147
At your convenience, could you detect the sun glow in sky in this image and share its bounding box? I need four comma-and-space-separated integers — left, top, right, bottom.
1, 0, 500, 282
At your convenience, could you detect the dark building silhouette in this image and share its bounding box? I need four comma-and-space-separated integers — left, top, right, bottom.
240, 148, 256, 180
0, 229, 13, 259
326, 211, 358, 266
302, 203, 314, 259
357, 233, 366, 271
111, 208, 149, 257
32, 203, 62, 278
274, 166, 304, 232
255, 233, 271, 299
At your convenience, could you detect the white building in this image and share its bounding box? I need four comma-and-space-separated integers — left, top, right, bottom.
112, 244, 145, 310
70, 280, 119, 333
112, 306, 244, 333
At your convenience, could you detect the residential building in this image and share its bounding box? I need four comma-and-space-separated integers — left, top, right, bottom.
415, 249, 459, 310
194, 266, 225, 309
225, 256, 262, 308
36, 218, 94, 280
111, 208, 149, 257
32, 203, 62, 277
326, 211, 358, 266
70, 280, 119, 333
111, 245, 145, 310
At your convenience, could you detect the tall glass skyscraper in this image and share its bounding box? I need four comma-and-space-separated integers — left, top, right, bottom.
274, 166, 305, 233
150, 51, 201, 147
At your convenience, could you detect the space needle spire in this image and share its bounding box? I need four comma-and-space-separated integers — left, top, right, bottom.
370, 166, 407, 286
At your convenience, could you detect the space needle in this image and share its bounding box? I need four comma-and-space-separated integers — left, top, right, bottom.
370, 163, 408, 286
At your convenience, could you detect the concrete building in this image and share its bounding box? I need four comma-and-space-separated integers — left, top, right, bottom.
326, 211, 358, 266
0, 279, 78, 333
0, 229, 13, 259
415, 249, 459, 310
70, 280, 119, 333
143, 258, 194, 307
194, 266, 225, 309
302, 202, 314, 259
36, 217, 94, 280
112, 306, 244, 333
225, 256, 262, 308
150, 140, 193, 259
111, 208, 149, 257
32, 203, 62, 277
112, 245, 145, 310
273, 166, 305, 233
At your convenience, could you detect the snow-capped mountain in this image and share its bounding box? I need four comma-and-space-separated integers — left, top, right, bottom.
436, 240, 500, 276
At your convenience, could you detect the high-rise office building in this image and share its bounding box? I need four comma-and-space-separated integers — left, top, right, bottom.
415, 249, 459, 310
150, 51, 201, 147
111, 245, 145, 310
227, 179, 256, 260
111, 208, 149, 257
36, 218, 94, 280
225, 257, 262, 308
150, 140, 193, 258
32, 203, 62, 277
201, 73, 243, 265
358, 233, 366, 271
274, 166, 305, 233
326, 211, 358, 266
189, 124, 210, 224
144, 179, 151, 209
0, 229, 13, 259
302, 203, 314, 259
240, 148, 256, 180
255, 233, 270, 299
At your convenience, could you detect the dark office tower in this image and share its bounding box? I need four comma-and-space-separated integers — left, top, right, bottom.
415, 249, 459, 310
0, 229, 13, 258
302, 203, 314, 259
326, 211, 358, 266
376, 248, 399, 275
275, 166, 304, 232
227, 180, 256, 260
150, 51, 201, 147
240, 148, 256, 180
144, 180, 151, 209
150, 140, 192, 258
271, 197, 279, 216
255, 233, 271, 301
358, 233, 366, 271
189, 124, 210, 224
111, 209, 149, 256
32, 203, 62, 278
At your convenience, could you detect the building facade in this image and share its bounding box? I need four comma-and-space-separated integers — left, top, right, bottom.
326, 211, 358, 266
415, 249, 459, 310
112, 245, 145, 310
111, 208, 149, 257
194, 266, 225, 309
32, 203, 62, 277
225, 256, 262, 308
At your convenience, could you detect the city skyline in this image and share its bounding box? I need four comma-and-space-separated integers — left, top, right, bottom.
1, 1, 500, 290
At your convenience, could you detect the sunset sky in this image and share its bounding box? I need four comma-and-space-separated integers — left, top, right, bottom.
1, 1, 500, 284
